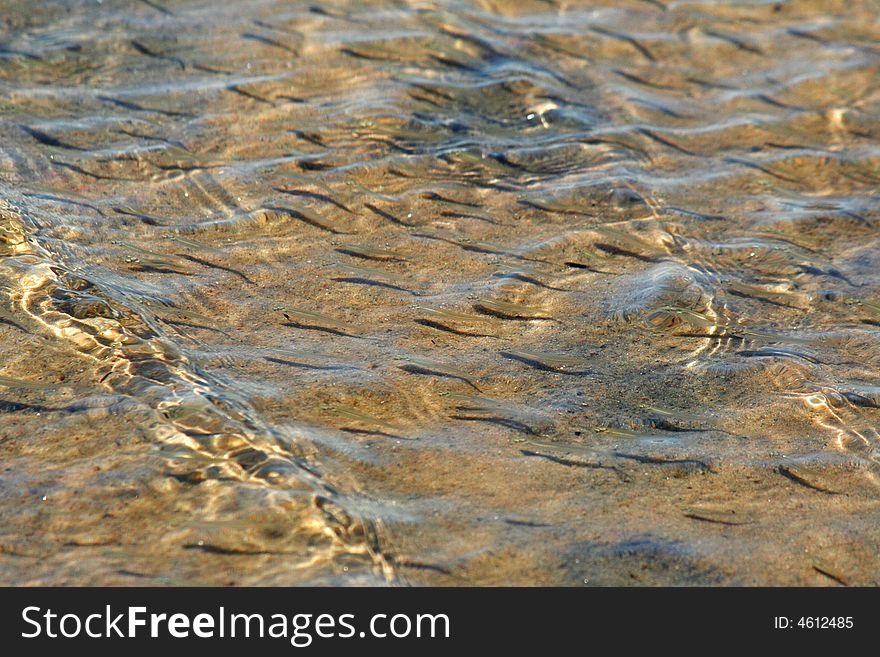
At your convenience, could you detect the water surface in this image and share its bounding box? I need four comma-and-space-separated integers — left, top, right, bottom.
1, 0, 880, 585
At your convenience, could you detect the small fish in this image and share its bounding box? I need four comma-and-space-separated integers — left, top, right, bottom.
112, 241, 162, 258
418, 191, 479, 210
419, 192, 495, 222
637, 404, 707, 422
645, 306, 717, 331
594, 426, 649, 439
444, 150, 518, 174
264, 347, 321, 360
522, 438, 606, 459
365, 121, 428, 141
125, 257, 195, 276
281, 307, 355, 332
460, 238, 524, 257
441, 392, 521, 414
161, 234, 225, 255
331, 262, 408, 285
140, 299, 216, 327
646, 307, 815, 345
594, 426, 699, 440
327, 404, 403, 433
518, 196, 592, 216
591, 226, 657, 257
122, 253, 196, 275
725, 280, 800, 307
343, 181, 399, 203
663, 207, 724, 222
503, 348, 591, 370
112, 206, 166, 225
0, 375, 66, 389
492, 266, 568, 292
797, 265, 856, 287
412, 305, 493, 324
737, 348, 819, 364
113, 241, 196, 272
847, 298, 880, 316
151, 145, 220, 168
474, 299, 554, 320
732, 328, 815, 346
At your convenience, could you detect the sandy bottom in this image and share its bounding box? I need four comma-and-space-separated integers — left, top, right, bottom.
1, 0, 880, 585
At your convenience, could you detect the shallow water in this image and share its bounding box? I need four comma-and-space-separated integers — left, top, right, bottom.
1, 0, 879, 585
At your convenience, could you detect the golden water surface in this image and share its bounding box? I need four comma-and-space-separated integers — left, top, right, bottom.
1, 0, 879, 585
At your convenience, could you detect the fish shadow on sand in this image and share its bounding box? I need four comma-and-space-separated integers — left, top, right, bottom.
593, 242, 661, 263
0, 317, 30, 333
492, 271, 570, 292
162, 318, 230, 336
334, 247, 403, 262
178, 254, 256, 285
473, 304, 557, 322
396, 561, 455, 577
500, 351, 592, 376
274, 187, 352, 214
613, 451, 712, 472
127, 262, 193, 275
450, 414, 538, 435
504, 518, 552, 528
340, 427, 410, 441
438, 210, 500, 225
331, 276, 417, 295
264, 356, 355, 372
520, 449, 615, 471
398, 364, 480, 390
520, 450, 630, 480
282, 321, 359, 338
364, 203, 415, 227
415, 319, 496, 338
564, 261, 618, 275
0, 399, 60, 414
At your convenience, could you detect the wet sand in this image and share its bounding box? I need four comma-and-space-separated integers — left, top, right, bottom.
1, 0, 880, 585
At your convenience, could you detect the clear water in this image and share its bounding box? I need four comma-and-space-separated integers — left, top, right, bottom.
1, 0, 879, 585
